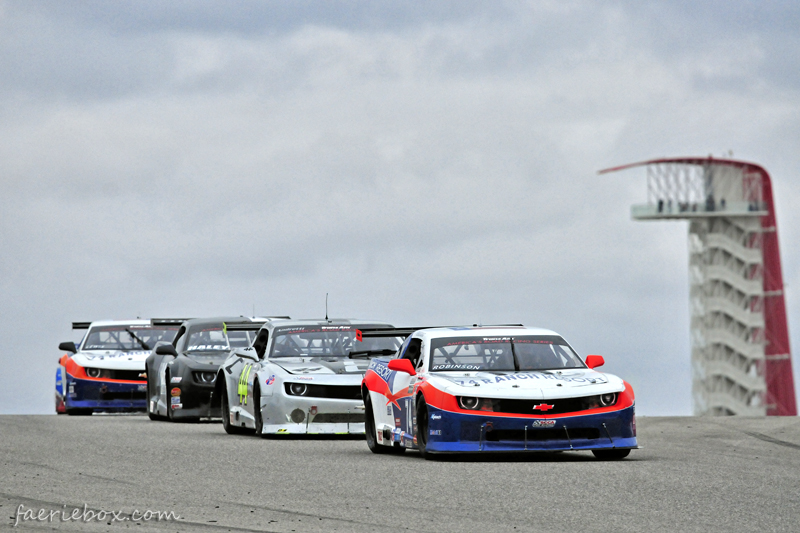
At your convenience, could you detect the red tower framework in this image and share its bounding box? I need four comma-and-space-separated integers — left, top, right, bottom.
602, 157, 796, 416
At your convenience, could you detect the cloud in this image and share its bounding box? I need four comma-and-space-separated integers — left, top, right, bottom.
2, 1, 799, 414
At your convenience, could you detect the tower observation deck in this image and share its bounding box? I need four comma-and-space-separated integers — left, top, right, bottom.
601, 157, 796, 416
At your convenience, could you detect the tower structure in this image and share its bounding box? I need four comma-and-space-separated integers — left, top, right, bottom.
601, 157, 796, 416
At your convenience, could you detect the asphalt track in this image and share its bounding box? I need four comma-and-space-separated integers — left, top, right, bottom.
1, 415, 799, 532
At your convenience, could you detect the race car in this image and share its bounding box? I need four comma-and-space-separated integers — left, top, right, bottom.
145, 316, 279, 421
56, 320, 180, 415
216, 319, 404, 436
362, 325, 637, 459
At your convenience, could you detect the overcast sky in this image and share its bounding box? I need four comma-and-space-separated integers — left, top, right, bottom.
2, 0, 799, 415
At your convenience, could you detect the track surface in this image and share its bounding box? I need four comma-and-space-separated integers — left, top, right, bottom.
1, 415, 799, 532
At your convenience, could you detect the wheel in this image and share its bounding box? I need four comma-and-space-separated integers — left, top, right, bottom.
592, 448, 631, 460
166, 370, 175, 422
253, 383, 264, 437
66, 408, 93, 416
415, 396, 434, 460
365, 392, 405, 454
147, 372, 165, 421
221, 380, 249, 435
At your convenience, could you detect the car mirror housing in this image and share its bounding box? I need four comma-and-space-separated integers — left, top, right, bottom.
585, 355, 605, 369
58, 341, 77, 354
155, 344, 179, 357
388, 359, 416, 376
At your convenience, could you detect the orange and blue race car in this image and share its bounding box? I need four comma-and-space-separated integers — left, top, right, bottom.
362, 325, 637, 459
56, 320, 180, 415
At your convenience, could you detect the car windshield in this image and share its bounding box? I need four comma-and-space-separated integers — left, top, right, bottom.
185, 326, 256, 353
82, 325, 178, 351
270, 325, 402, 358
429, 335, 584, 372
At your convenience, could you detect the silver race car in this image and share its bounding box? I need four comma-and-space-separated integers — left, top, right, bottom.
215, 319, 403, 436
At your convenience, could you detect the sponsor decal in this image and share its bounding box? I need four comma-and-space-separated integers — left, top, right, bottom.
171, 397, 181, 404
432, 364, 481, 371
395, 417, 401, 426
138, 372, 147, 379
137, 384, 146, 391
531, 420, 556, 428
431, 414, 441, 420
265, 375, 275, 385
170, 387, 181, 397
429, 429, 442, 436
533, 403, 554, 411
386, 405, 392, 415
376, 427, 383, 443
150, 401, 155, 412
296, 376, 313, 380
171, 404, 182, 409
277, 428, 288, 433
238, 363, 254, 405
170, 377, 182, 383
310, 406, 318, 416
230, 413, 237, 425
370, 362, 392, 381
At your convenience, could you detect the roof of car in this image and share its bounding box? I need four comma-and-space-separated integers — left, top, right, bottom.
179, 316, 269, 329
266, 318, 393, 329
415, 325, 560, 340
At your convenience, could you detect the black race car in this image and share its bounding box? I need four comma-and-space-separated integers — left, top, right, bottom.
145, 317, 285, 421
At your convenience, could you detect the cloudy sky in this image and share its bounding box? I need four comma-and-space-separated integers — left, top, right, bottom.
2, 0, 799, 415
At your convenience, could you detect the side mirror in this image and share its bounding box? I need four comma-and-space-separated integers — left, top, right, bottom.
585, 355, 605, 369
58, 341, 77, 354
388, 359, 416, 376
156, 344, 179, 357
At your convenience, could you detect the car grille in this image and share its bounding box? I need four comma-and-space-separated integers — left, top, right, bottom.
311, 413, 365, 424
461, 426, 600, 442
108, 370, 147, 381
491, 397, 594, 415
100, 390, 147, 401
285, 383, 362, 400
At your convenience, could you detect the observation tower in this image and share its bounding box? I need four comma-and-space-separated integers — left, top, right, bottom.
601, 157, 796, 416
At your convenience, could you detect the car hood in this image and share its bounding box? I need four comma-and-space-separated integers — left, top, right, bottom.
270, 357, 371, 375
182, 353, 228, 368
72, 350, 151, 370
428, 369, 625, 400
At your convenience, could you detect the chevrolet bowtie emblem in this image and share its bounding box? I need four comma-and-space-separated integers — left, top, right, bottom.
533, 403, 554, 411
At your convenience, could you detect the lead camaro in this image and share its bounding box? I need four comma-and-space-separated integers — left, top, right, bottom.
362, 326, 637, 459
216, 319, 403, 436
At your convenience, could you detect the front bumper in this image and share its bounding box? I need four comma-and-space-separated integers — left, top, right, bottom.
424, 405, 637, 453
260, 393, 366, 434
66, 376, 147, 411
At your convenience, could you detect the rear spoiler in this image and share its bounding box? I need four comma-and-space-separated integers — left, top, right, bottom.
359, 324, 525, 338
72, 322, 91, 330
151, 318, 194, 327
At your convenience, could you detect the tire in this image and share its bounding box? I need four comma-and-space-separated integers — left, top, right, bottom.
166, 370, 175, 422
415, 396, 434, 460
221, 381, 249, 435
147, 371, 165, 421
253, 383, 264, 437
365, 393, 405, 455
592, 448, 631, 460
66, 408, 93, 416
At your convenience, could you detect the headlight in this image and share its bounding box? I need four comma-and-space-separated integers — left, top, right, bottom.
86, 367, 102, 378
193, 372, 216, 383
287, 383, 308, 396
599, 393, 617, 407
458, 396, 481, 410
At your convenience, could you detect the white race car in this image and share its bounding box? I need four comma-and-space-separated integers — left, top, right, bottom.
215, 319, 403, 435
